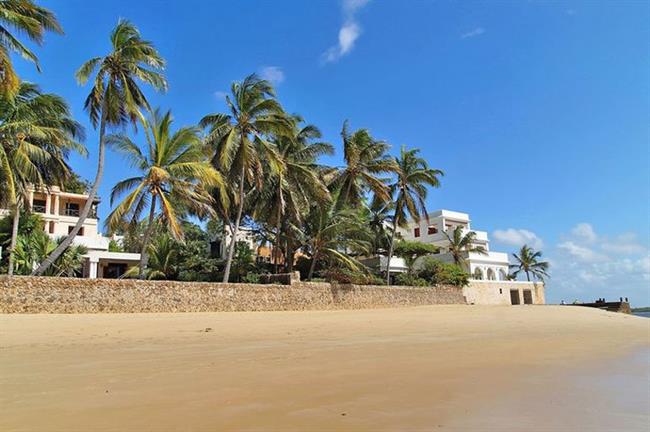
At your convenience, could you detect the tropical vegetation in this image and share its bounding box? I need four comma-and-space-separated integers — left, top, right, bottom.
510, 245, 550, 282
0, 2, 549, 288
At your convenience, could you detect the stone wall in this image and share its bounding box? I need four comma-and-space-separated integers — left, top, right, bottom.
463, 280, 545, 305
0, 276, 466, 313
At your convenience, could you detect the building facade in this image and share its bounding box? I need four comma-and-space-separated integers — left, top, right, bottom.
0, 185, 140, 278
396, 209, 511, 280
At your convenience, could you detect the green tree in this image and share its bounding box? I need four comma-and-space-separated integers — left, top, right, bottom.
105, 109, 222, 279
416, 257, 469, 287
0, 82, 85, 275
34, 19, 167, 275
444, 225, 487, 266
303, 202, 372, 280
200, 74, 290, 282
230, 241, 256, 282
125, 234, 178, 280
253, 115, 332, 273
0, 0, 62, 97
385, 146, 443, 283
393, 240, 439, 273
510, 244, 550, 281
330, 121, 396, 209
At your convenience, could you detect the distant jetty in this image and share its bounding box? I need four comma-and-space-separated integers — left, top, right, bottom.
572, 299, 631, 314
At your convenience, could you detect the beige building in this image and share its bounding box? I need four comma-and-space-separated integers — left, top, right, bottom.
1, 185, 140, 279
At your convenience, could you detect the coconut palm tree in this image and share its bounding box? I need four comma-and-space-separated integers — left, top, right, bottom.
510, 244, 550, 281
200, 74, 290, 282
330, 121, 396, 209
34, 19, 167, 275
384, 146, 443, 283
0, 0, 63, 97
124, 234, 178, 280
253, 115, 333, 273
444, 225, 488, 266
0, 82, 85, 275
303, 202, 372, 280
105, 109, 223, 279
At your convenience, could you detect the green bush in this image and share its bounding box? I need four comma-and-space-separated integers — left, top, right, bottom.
394, 273, 429, 287
241, 273, 261, 284
325, 267, 385, 285
416, 257, 469, 287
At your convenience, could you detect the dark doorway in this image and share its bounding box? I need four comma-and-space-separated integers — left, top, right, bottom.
104, 263, 127, 279
510, 289, 520, 305
523, 290, 533, 304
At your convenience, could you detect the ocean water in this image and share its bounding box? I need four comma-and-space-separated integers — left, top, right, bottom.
632, 311, 650, 318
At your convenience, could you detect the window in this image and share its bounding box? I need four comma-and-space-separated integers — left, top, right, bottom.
414, 227, 420, 237
68, 226, 84, 236
33, 199, 46, 213
64, 202, 80, 216
499, 288, 503, 294
48, 221, 55, 234
427, 226, 438, 235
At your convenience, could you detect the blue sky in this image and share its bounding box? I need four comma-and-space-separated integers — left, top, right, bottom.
13, 0, 650, 304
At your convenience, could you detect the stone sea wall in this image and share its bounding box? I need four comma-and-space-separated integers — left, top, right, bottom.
0, 276, 466, 313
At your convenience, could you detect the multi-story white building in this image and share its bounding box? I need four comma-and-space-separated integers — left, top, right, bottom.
396, 209, 510, 280
0, 185, 140, 279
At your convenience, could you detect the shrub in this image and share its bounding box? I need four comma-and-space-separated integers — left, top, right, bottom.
242, 273, 261, 284
325, 267, 385, 285
394, 273, 429, 287
417, 257, 469, 287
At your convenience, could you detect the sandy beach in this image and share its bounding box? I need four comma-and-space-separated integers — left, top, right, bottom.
1, 305, 648, 431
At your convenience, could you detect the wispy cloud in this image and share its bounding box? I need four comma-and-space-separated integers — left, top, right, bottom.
460, 27, 485, 39
213, 90, 228, 100
492, 228, 544, 249
322, 0, 371, 63
259, 66, 285, 85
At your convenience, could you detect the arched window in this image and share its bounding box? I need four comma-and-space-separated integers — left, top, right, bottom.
487, 268, 496, 280
473, 268, 484, 280
498, 269, 507, 281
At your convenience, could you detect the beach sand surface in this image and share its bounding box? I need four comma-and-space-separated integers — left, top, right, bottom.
1, 305, 648, 431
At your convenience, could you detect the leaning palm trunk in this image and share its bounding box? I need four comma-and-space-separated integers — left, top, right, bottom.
385, 215, 399, 285
222, 166, 245, 283
33, 114, 107, 275
138, 195, 158, 279
7, 202, 20, 276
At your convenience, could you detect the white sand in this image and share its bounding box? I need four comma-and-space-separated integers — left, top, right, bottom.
1, 305, 648, 431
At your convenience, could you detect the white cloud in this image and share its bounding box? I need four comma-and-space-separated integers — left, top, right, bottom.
492, 228, 544, 249
460, 27, 485, 39
213, 91, 227, 100
571, 223, 597, 244
601, 233, 647, 255
322, 0, 371, 63
259, 66, 285, 85
557, 241, 608, 263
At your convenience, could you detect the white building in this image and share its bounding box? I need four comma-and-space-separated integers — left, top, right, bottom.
395, 209, 511, 281
0, 185, 140, 278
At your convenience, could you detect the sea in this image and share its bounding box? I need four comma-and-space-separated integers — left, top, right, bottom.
632, 311, 650, 318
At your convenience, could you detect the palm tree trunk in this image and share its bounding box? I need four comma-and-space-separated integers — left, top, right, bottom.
33, 112, 107, 276
7, 201, 20, 276
286, 238, 294, 273
222, 164, 245, 283
307, 248, 319, 281
385, 213, 399, 285
526, 271, 530, 281
273, 200, 282, 274
138, 194, 157, 279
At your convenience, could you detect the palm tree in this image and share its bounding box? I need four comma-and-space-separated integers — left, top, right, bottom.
253, 115, 333, 273
105, 109, 223, 279
303, 202, 372, 280
124, 234, 178, 280
385, 146, 443, 283
362, 195, 394, 256
330, 121, 396, 209
0, 0, 63, 97
0, 82, 85, 275
444, 225, 487, 266
200, 74, 290, 282
510, 244, 550, 281
34, 19, 167, 275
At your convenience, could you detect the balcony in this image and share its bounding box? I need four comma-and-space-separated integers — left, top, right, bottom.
32, 204, 47, 214
63, 208, 80, 217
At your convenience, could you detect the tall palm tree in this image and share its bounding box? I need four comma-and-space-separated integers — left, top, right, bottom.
0, 82, 85, 275
0, 0, 63, 97
34, 19, 167, 275
253, 115, 333, 273
330, 121, 396, 209
385, 146, 443, 283
200, 74, 290, 282
303, 202, 372, 280
510, 244, 550, 281
444, 225, 487, 266
362, 195, 394, 256
105, 109, 223, 279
